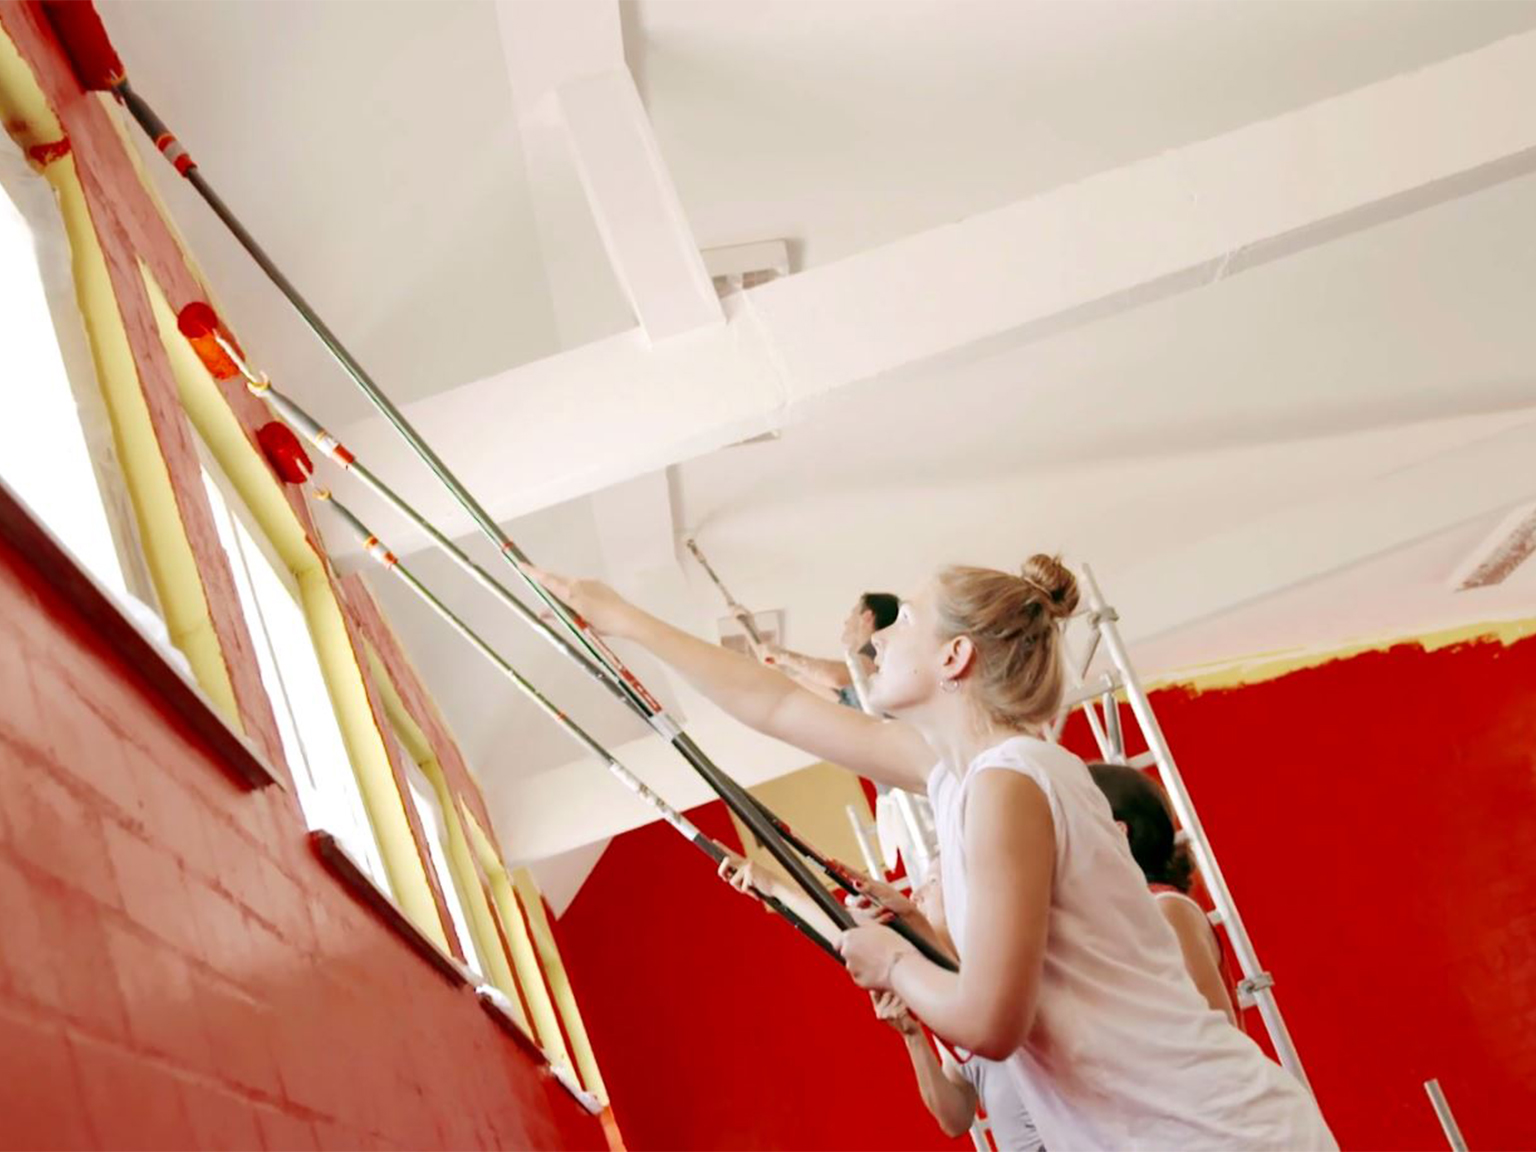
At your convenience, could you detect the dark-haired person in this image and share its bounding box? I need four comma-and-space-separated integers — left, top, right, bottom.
742, 591, 899, 708
1088, 761, 1238, 1026
528, 556, 1334, 1150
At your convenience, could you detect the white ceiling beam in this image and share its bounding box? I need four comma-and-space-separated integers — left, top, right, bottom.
493, 1, 719, 345
556, 69, 723, 341
338, 29, 1536, 558
336, 295, 784, 551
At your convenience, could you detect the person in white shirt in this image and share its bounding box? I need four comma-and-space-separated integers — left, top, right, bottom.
873, 989, 1045, 1151
531, 556, 1336, 1150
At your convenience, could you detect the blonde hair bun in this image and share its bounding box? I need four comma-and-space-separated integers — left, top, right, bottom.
1020, 554, 1080, 619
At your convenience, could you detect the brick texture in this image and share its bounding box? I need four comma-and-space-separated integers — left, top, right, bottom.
0, 538, 602, 1150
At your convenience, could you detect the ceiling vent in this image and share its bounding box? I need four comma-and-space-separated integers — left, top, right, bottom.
703, 239, 792, 298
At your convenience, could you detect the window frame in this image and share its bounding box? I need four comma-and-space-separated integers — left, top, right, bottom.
197, 451, 394, 893
402, 756, 489, 979
0, 131, 158, 615
0, 128, 275, 788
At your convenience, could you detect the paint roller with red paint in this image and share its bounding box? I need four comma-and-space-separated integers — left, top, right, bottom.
255, 422, 313, 487
41, 2, 197, 175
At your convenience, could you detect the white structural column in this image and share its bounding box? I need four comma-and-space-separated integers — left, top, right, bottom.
493, 0, 720, 347
481, 3, 740, 863
493, 0, 628, 348
556, 70, 723, 342
342, 29, 1536, 552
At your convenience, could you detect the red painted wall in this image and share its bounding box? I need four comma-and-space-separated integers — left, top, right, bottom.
0, 535, 604, 1150
560, 633, 1536, 1151
558, 800, 971, 1152
1113, 637, 1536, 1152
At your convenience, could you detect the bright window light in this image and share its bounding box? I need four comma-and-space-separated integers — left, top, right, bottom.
405, 758, 486, 977
0, 170, 128, 598
200, 468, 392, 894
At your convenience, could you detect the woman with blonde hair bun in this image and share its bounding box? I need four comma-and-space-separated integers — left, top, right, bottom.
530, 555, 1334, 1151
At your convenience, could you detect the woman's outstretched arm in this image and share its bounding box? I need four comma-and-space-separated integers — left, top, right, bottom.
530, 569, 934, 791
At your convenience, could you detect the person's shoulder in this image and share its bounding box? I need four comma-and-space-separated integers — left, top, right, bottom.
1151, 884, 1202, 909
1155, 888, 1218, 941
969, 736, 1083, 790
977, 734, 1079, 766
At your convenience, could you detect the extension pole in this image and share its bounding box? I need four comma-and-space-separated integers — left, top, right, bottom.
40, 2, 847, 931
169, 302, 853, 935
685, 538, 763, 646
313, 487, 840, 962
229, 350, 925, 946
679, 544, 955, 955
226, 342, 961, 963
676, 546, 942, 900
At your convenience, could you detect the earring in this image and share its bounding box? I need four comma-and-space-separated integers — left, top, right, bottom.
941, 679, 959, 694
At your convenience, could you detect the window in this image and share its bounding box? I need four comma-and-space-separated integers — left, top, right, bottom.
402, 758, 486, 978
199, 466, 392, 892
0, 143, 133, 601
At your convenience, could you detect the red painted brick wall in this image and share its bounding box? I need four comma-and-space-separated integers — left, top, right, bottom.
0, 534, 604, 1150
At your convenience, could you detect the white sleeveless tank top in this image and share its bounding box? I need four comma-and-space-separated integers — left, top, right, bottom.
928, 736, 1335, 1151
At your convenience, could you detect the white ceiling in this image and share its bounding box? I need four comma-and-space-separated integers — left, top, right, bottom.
95, 1, 1536, 859
672, 167, 1536, 616
99, 0, 1536, 415
636, 0, 1536, 265
99, 0, 562, 422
